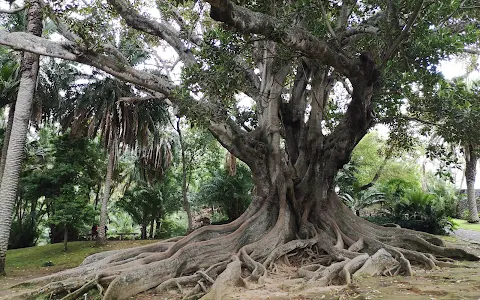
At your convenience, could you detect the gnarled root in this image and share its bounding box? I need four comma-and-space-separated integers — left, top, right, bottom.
9, 192, 480, 300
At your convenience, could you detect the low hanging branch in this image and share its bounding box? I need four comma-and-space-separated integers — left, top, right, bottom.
0, 5, 26, 14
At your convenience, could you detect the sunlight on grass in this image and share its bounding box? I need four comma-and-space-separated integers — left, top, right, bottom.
5, 240, 157, 275
452, 219, 480, 232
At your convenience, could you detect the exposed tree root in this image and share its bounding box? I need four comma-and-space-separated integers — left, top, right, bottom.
9, 194, 479, 300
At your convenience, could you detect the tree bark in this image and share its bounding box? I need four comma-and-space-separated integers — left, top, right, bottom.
63, 224, 68, 252
141, 223, 147, 240
97, 144, 115, 245
149, 218, 155, 239
176, 119, 193, 232
0, 0, 42, 276
0, 103, 15, 187
465, 143, 479, 223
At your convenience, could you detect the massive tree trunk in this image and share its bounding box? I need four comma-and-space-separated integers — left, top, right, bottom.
12, 42, 479, 300
97, 143, 115, 245
0, 103, 15, 187
465, 143, 479, 223
0, 0, 42, 276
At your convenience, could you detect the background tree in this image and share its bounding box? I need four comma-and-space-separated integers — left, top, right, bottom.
18, 130, 102, 250
0, 0, 41, 276
59, 73, 171, 244
410, 80, 480, 222
173, 120, 219, 231
196, 163, 253, 222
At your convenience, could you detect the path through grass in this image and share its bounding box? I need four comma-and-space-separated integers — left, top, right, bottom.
452, 218, 480, 232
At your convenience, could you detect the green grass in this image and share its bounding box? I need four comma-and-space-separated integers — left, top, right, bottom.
452, 218, 480, 232
5, 240, 156, 276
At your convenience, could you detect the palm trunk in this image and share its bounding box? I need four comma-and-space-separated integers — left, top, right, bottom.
0, 103, 15, 186
176, 119, 193, 232
465, 144, 479, 223
97, 144, 115, 245
0, 0, 42, 276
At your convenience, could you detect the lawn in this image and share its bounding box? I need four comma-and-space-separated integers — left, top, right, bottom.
5, 240, 157, 276
452, 218, 480, 232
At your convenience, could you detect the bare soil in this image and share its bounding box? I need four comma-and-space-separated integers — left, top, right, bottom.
140, 237, 480, 300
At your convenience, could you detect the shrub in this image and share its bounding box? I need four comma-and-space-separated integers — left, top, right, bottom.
370, 188, 454, 235
156, 215, 187, 239
195, 164, 253, 221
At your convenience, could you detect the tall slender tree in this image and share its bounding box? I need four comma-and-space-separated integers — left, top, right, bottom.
464, 143, 479, 222
411, 80, 480, 222
0, 0, 41, 275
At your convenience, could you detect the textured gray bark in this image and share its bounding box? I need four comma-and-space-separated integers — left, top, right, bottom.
465, 144, 479, 223
0, 0, 42, 275
0, 103, 15, 186
97, 144, 115, 245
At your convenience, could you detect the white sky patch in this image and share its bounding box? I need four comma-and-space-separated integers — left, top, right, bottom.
439, 57, 480, 81
236, 93, 254, 109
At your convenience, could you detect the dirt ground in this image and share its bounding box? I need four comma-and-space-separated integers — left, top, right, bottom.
2, 237, 480, 299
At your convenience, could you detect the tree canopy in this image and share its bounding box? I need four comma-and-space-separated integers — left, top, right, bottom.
0, 0, 479, 299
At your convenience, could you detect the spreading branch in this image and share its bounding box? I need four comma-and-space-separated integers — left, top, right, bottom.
0, 5, 25, 14
205, 0, 359, 78
106, 0, 196, 65
382, 0, 425, 65
0, 30, 175, 96
463, 48, 480, 55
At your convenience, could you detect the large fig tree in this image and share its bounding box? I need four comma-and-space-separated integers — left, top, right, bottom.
0, 0, 479, 298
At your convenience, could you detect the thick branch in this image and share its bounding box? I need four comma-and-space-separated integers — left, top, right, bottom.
106, 0, 195, 64
205, 0, 358, 77
382, 0, 424, 64
209, 120, 260, 169
336, 0, 356, 31
0, 5, 25, 13
0, 31, 78, 60
0, 31, 176, 96
463, 48, 480, 55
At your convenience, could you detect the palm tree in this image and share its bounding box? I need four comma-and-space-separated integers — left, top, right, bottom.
60, 76, 171, 244
0, 0, 42, 275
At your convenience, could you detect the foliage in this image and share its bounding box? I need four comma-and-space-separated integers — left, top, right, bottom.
16, 129, 104, 246
337, 131, 422, 196
8, 218, 37, 250
156, 217, 187, 239
117, 183, 163, 239
341, 190, 385, 216
195, 163, 253, 221
370, 188, 455, 235
425, 176, 463, 218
